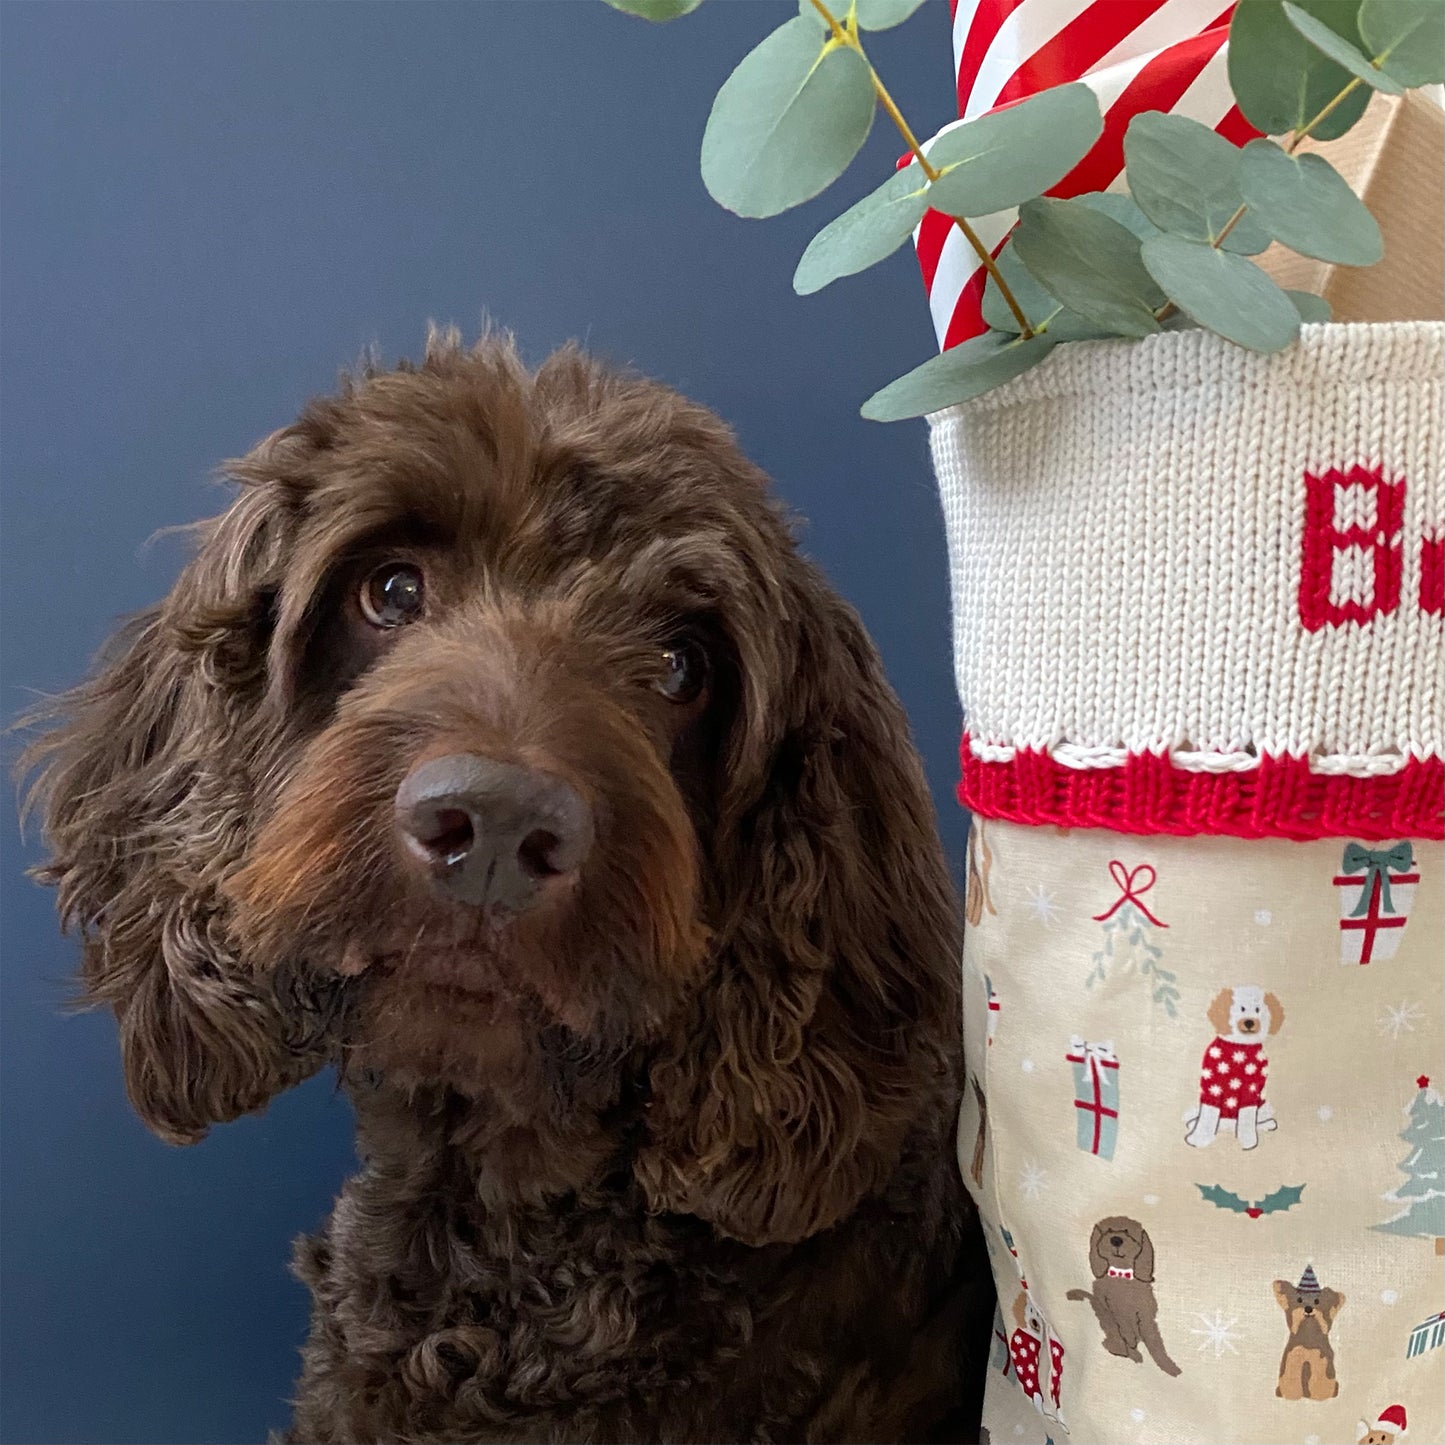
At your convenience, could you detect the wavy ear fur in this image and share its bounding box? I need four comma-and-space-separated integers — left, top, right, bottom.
635, 569, 961, 1246
1133, 1225, 1155, 1284
20, 440, 342, 1144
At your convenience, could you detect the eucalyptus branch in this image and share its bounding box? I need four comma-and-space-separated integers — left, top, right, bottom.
807, 0, 1036, 336
1290, 75, 1366, 151
1151, 65, 1369, 326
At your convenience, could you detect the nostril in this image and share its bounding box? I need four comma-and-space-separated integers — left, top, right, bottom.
421, 807, 475, 865
517, 828, 563, 880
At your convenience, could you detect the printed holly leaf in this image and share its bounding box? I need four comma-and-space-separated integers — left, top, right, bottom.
1197, 1183, 1251, 1213
1257, 1183, 1306, 1215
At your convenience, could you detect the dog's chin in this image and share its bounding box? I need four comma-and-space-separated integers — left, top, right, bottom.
344, 965, 536, 1094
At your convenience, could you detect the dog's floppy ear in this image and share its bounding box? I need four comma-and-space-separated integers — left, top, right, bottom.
1206, 988, 1233, 1035
636, 569, 960, 1246
1088, 1222, 1110, 1279
1271, 1280, 1296, 1313
1264, 991, 1285, 1035
1319, 1287, 1345, 1323
21, 447, 341, 1144
1133, 1224, 1156, 1284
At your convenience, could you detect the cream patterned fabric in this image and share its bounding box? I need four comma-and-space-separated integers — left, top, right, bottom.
961, 822, 1444, 1445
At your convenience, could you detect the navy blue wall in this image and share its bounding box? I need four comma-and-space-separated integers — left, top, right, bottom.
0, 4, 963, 1440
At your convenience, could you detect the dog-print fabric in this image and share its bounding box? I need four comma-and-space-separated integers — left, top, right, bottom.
961, 824, 1444, 1445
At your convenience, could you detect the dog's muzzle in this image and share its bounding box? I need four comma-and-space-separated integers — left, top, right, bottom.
394, 753, 593, 913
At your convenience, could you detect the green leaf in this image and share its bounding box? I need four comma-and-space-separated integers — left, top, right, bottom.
1012, 197, 1162, 337
1359, 0, 1445, 85
1228, 0, 1374, 139
1075, 190, 1162, 240
1238, 139, 1383, 264
981, 241, 1112, 339
603, 0, 703, 17
926, 84, 1103, 218
854, 0, 929, 29
981, 241, 1057, 333
794, 165, 930, 294
1288, 289, 1333, 322
861, 332, 1057, 421
1141, 234, 1301, 351
701, 18, 875, 219
1123, 113, 1271, 253
1282, 1, 1407, 93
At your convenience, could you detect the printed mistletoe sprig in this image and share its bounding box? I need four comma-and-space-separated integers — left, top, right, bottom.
603, 0, 1443, 419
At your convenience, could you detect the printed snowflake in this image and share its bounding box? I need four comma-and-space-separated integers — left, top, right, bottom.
1378, 1000, 1423, 1040
1025, 884, 1060, 926
1017, 1159, 1050, 1200
1190, 1309, 1243, 1359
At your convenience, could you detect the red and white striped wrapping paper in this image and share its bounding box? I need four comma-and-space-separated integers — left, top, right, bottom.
916, 0, 1257, 351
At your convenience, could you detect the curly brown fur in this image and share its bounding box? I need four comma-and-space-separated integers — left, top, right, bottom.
21, 332, 988, 1443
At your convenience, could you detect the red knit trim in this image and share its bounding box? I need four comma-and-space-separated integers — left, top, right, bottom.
958, 736, 1445, 840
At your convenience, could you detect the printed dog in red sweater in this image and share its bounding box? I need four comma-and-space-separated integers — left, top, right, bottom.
1185, 985, 1284, 1151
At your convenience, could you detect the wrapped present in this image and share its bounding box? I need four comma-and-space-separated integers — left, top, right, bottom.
918, 1, 1251, 349
1066, 1037, 1119, 1159
1334, 842, 1422, 965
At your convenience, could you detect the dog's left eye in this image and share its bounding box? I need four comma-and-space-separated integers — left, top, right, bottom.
657, 640, 706, 703
360, 562, 426, 629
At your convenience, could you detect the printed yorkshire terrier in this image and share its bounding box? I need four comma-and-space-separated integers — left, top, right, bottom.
23, 332, 987, 1444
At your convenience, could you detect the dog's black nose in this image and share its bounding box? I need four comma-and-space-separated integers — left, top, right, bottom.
395, 753, 592, 912
1109, 1236, 1123, 1247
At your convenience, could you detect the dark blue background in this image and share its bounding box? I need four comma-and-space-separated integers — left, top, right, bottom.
0, 4, 963, 1440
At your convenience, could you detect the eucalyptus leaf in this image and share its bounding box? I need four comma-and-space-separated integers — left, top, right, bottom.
1238, 139, 1383, 264
1075, 190, 1162, 240
926, 84, 1103, 218
794, 165, 930, 294
982, 241, 1112, 340
981, 242, 1058, 334
1141, 234, 1301, 352
1282, 1, 1406, 93
1012, 197, 1162, 337
860, 332, 1057, 421
1123, 113, 1271, 253
603, 0, 703, 17
1288, 289, 1333, 322
854, 0, 929, 30
701, 19, 875, 218
1359, 0, 1445, 85
1228, 0, 1373, 139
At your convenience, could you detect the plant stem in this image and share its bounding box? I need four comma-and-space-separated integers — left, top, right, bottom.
1291, 75, 1365, 150
808, 0, 1036, 337
1149, 68, 1372, 324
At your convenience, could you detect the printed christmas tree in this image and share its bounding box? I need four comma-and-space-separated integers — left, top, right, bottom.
1373, 1076, 1445, 1256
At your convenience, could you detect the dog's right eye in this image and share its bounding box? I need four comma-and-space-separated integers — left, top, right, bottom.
359, 563, 426, 629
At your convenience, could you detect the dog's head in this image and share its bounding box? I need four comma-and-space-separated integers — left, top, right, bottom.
1011, 1287, 1046, 1339
1087, 1216, 1155, 1283
1272, 1279, 1345, 1334
22, 334, 958, 1246
1206, 984, 1284, 1039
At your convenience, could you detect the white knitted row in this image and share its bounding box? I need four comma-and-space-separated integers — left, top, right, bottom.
929, 323, 1445, 774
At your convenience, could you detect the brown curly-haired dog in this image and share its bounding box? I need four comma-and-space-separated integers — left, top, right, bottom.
24, 332, 987, 1444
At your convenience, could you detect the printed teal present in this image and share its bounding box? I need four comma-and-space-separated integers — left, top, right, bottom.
1067, 1037, 1119, 1160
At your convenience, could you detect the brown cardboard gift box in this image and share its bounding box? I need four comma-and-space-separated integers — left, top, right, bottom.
1257, 90, 1444, 323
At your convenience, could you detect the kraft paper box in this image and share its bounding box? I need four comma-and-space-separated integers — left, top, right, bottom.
1257, 90, 1445, 324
